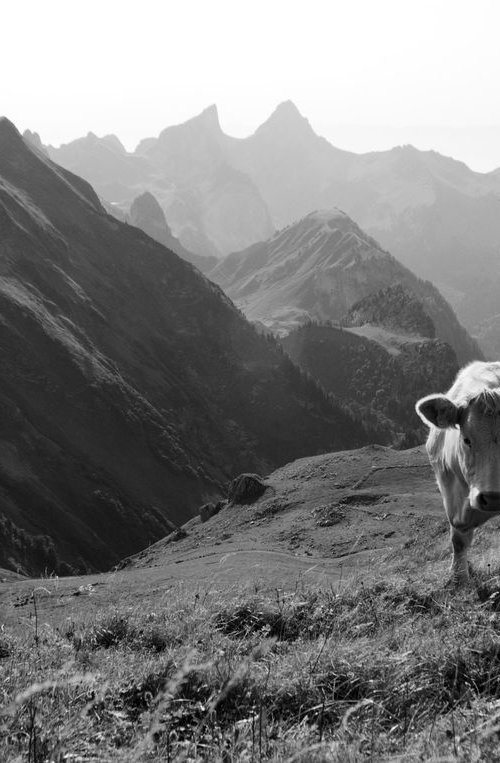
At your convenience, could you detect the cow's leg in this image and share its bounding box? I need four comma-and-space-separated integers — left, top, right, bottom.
450, 526, 474, 583
434, 467, 472, 584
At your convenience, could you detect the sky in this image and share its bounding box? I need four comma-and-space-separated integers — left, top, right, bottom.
3, 0, 500, 171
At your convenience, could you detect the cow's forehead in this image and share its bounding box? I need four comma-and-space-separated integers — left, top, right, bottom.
464, 393, 500, 430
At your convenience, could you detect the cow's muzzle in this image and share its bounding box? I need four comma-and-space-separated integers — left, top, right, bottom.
476, 492, 500, 512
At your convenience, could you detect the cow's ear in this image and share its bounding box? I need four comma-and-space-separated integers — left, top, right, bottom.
415, 394, 460, 428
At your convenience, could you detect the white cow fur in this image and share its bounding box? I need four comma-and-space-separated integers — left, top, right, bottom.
416, 361, 500, 583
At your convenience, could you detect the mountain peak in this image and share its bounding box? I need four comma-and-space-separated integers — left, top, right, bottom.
181, 104, 222, 134
130, 191, 166, 226
0, 116, 24, 147
200, 103, 219, 121
306, 209, 350, 225
274, 100, 302, 117
153, 105, 223, 147
101, 134, 126, 154
23, 129, 49, 157
256, 101, 314, 140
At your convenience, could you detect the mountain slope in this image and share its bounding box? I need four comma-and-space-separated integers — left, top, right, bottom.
0, 118, 382, 575
5, 442, 500, 762
135, 105, 274, 256
210, 210, 481, 365
282, 286, 459, 445
224, 102, 500, 338
224, 101, 353, 228
119, 444, 442, 581
343, 283, 436, 338
128, 191, 217, 273
47, 131, 152, 203
225, 100, 353, 228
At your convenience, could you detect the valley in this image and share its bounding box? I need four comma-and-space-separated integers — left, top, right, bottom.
0, 118, 383, 576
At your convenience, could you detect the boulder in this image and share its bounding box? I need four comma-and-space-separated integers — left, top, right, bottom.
228, 474, 267, 505
199, 501, 225, 522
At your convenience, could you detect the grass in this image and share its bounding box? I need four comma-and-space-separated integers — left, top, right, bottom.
4, 555, 500, 760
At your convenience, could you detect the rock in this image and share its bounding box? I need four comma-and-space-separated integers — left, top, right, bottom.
170, 528, 188, 542
228, 474, 267, 505
23, 129, 49, 156
129, 191, 218, 273
199, 501, 225, 522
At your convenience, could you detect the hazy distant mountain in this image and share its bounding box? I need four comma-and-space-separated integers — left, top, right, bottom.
47, 131, 152, 202
135, 105, 274, 256
210, 209, 481, 365
225, 101, 352, 228
222, 102, 500, 342
46, 108, 275, 259
0, 118, 382, 575
43, 102, 500, 348
129, 191, 217, 273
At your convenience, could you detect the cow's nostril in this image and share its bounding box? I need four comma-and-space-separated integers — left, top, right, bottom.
477, 492, 500, 510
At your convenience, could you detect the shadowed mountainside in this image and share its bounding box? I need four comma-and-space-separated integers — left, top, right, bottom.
343, 283, 436, 338
128, 191, 217, 273
210, 210, 482, 365
0, 118, 382, 575
282, 287, 459, 446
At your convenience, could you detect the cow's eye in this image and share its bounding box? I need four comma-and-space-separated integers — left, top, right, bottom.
463, 437, 472, 447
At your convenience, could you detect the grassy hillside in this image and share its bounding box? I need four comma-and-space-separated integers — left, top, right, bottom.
3, 445, 500, 760
3, 537, 500, 760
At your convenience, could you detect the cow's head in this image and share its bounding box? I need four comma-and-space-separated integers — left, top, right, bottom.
416, 391, 500, 512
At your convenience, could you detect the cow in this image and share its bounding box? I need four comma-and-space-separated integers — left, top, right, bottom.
416, 361, 500, 583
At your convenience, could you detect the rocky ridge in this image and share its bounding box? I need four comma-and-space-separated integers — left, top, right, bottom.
283, 285, 459, 446
210, 210, 482, 365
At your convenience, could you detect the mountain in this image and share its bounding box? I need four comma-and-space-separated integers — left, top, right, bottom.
43, 103, 500, 349
225, 101, 352, 228
47, 108, 274, 258
128, 191, 217, 273
282, 286, 459, 445
223, 102, 500, 342
0, 118, 384, 576
47, 131, 152, 203
44, 104, 500, 350
23, 129, 49, 156
135, 105, 274, 256
343, 283, 436, 338
210, 210, 481, 365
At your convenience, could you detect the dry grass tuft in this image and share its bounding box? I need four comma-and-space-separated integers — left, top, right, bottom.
4, 555, 500, 760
